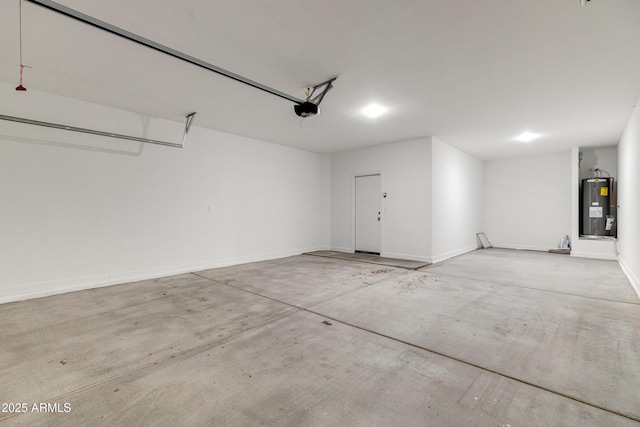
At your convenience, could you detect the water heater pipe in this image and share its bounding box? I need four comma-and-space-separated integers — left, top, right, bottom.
610, 177, 616, 208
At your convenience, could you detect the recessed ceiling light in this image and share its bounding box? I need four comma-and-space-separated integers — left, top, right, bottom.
362, 104, 387, 118
514, 132, 542, 142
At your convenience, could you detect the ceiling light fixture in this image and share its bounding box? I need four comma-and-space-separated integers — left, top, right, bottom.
514, 132, 542, 142
362, 104, 387, 119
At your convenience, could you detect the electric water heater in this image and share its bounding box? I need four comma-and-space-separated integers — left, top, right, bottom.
580, 177, 615, 237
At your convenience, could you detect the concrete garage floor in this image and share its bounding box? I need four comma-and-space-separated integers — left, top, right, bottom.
1, 249, 639, 426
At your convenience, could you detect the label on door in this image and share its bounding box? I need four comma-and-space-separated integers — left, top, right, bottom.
589, 207, 603, 218
600, 187, 608, 196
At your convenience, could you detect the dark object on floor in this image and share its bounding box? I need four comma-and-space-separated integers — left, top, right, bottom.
305, 250, 430, 270
548, 249, 571, 255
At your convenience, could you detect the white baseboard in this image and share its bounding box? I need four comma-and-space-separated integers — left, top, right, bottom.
0, 247, 322, 305
619, 256, 640, 300
570, 251, 618, 261
380, 251, 431, 263
0, 274, 115, 306
430, 245, 477, 264
491, 243, 554, 252
492, 243, 618, 260
331, 246, 475, 264
330, 246, 353, 254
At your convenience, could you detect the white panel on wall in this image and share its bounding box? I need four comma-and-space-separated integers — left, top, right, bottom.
483, 152, 572, 251
0, 83, 331, 303
330, 138, 432, 262
617, 97, 640, 297
431, 138, 483, 262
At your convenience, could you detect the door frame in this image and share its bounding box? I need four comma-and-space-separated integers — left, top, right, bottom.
352, 171, 383, 254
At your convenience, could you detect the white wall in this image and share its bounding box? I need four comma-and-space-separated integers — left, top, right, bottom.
431, 138, 483, 262
330, 138, 432, 261
617, 98, 640, 297
483, 152, 572, 251
0, 84, 331, 303
579, 146, 618, 180
330, 137, 482, 263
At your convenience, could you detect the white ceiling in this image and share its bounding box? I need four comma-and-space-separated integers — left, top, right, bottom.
1, 0, 639, 159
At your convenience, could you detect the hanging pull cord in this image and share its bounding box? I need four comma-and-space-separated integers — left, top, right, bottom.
16, 0, 31, 91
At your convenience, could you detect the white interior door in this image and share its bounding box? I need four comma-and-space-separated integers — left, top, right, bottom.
355, 174, 381, 254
